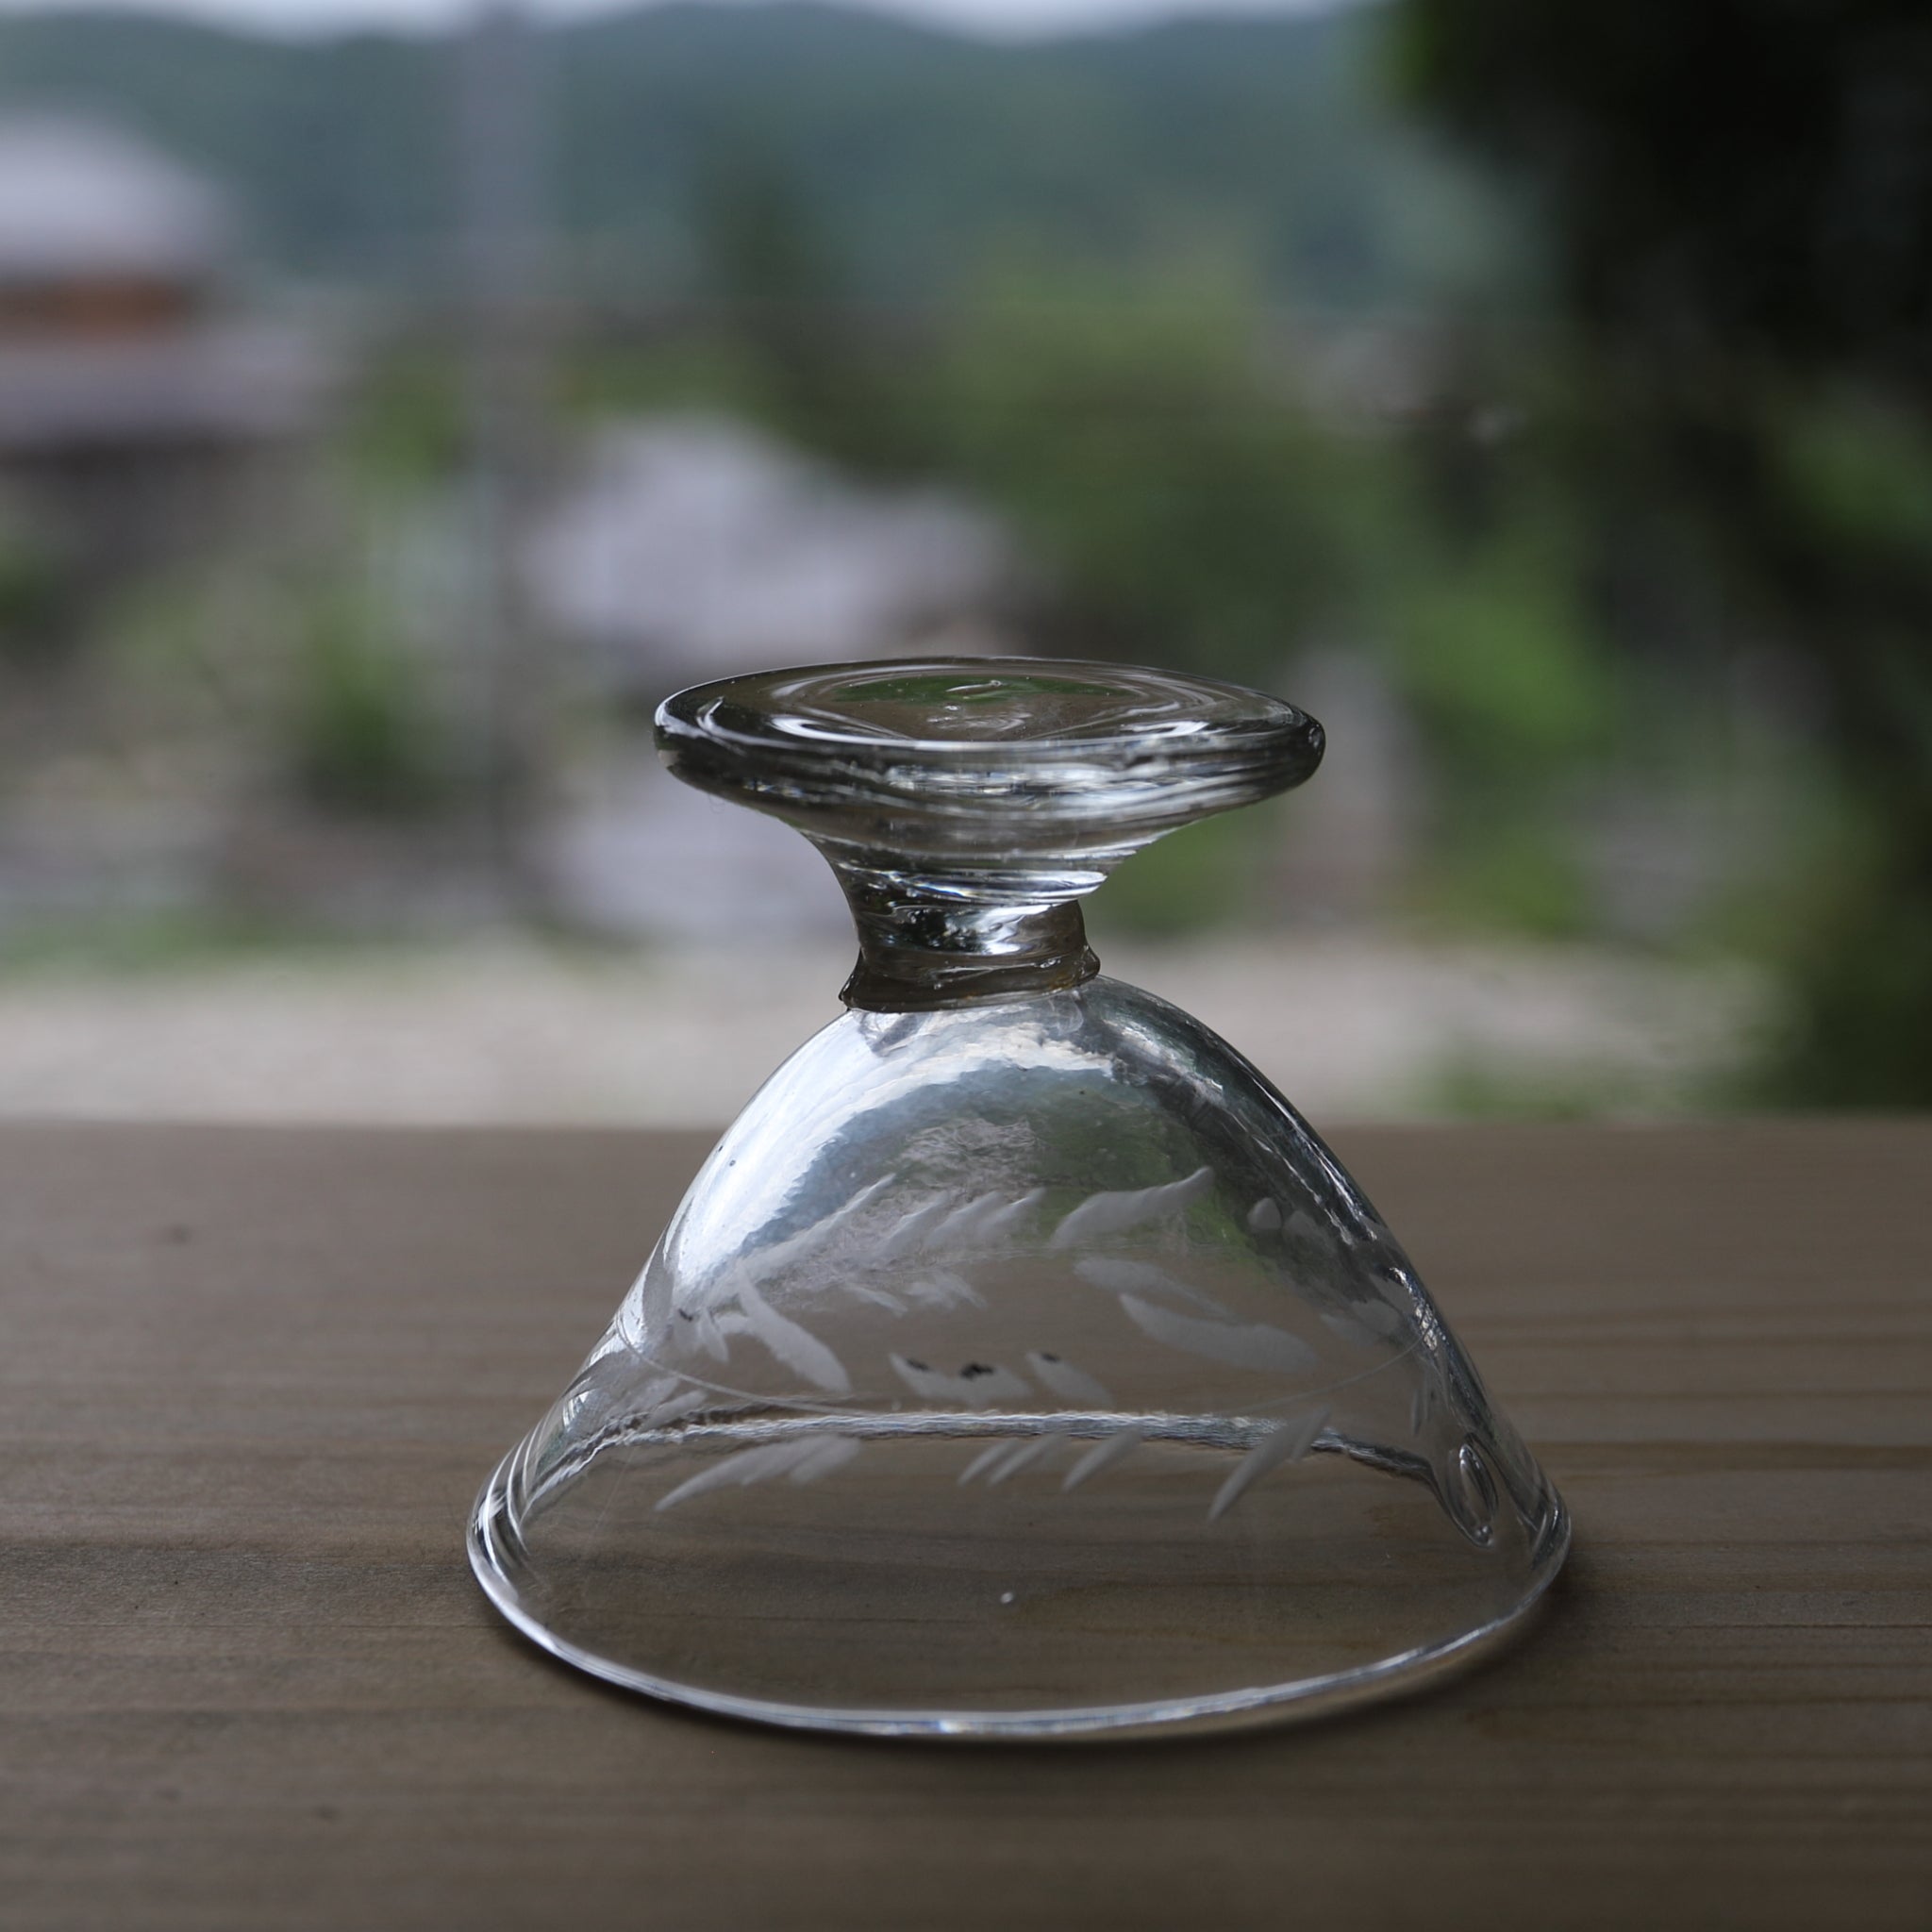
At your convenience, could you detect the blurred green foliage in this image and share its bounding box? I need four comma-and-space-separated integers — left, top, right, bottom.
1087, 813, 1259, 941
342, 349, 469, 493
925, 261, 1363, 678
287, 587, 451, 819
1400, 0, 1932, 1104
1388, 515, 1609, 778
0, 513, 70, 665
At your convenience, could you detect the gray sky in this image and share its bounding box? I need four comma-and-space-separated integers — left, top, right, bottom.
0, 0, 1345, 40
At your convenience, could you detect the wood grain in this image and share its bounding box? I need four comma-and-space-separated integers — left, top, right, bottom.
1, 1120, 1926, 1931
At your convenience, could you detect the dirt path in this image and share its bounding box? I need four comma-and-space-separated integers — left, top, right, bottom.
0, 933, 1768, 1126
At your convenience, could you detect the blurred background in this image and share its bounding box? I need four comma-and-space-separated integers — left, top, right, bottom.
0, 0, 1924, 1126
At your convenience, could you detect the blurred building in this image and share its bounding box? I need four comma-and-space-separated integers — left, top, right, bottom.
526, 412, 1024, 937
525, 413, 1020, 702
0, 113, 330, 583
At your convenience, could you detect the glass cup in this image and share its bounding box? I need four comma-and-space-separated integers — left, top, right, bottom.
469, 658, 1570, 1738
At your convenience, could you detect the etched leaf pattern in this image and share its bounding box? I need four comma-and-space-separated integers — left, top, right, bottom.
636, 1164, 1383, 1521
655, 1435, 860, 1512
1208, 1408, 1329, 1523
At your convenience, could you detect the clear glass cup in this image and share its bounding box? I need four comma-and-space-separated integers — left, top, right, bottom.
470, 658, 1570, 1738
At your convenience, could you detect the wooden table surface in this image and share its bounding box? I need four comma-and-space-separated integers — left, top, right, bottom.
3, 1119, 1927, 1931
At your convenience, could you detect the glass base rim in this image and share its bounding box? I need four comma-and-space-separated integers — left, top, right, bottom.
466, 1448, 1572, 1742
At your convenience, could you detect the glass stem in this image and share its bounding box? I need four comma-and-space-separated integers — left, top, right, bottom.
825, 855, 1101, 1011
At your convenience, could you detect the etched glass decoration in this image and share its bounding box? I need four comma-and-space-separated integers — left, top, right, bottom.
469, 659, 1570, 1737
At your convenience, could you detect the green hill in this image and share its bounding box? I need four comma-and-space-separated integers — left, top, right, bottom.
0, 1, 1509, 305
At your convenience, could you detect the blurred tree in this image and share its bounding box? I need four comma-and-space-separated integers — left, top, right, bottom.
288, 587, 450, 820
1400, 0, 1932, 1100
931, 261, 1368, 679
696, 154, 919, 471
0, 512, 69, 667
